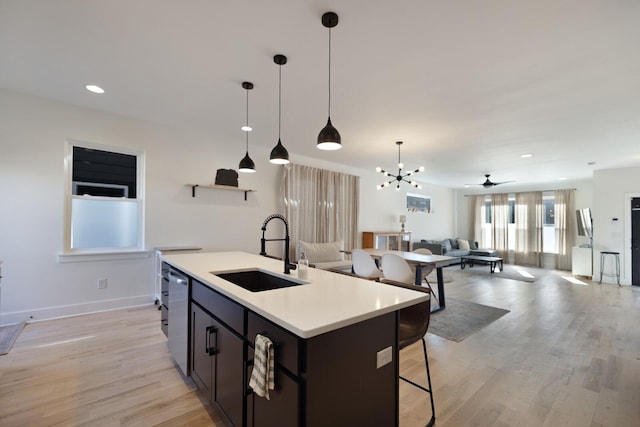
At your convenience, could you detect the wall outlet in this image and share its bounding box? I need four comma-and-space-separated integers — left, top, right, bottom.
376, 346, 393, 369
97, 278, 107, 289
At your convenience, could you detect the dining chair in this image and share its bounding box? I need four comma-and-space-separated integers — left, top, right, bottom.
351, 249, 382, 280
412, 248, 440, 305
380, 279, 436, 426
380, 253, 415, 284
381, 253, 440, 304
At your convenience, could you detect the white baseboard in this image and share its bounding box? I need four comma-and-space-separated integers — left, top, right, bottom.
0, 295, 155, 326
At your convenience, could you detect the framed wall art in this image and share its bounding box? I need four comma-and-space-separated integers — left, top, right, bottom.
407, 193, 432, 213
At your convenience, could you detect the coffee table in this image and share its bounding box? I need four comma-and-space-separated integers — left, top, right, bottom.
460, 255, 503, 273
469, 248, 499, 257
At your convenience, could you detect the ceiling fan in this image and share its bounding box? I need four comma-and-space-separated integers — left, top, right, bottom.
470, 174, 515, 188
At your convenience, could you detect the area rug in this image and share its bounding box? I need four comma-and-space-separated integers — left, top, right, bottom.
429, 298, 509, 342
425, 271, 454, 283
0, 322, 26, 355
456, 263, 547, 283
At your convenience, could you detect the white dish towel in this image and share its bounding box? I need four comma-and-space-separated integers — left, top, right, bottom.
249, 334, 275, 400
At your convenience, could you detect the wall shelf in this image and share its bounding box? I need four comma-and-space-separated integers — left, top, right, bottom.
187, 184, 256, 200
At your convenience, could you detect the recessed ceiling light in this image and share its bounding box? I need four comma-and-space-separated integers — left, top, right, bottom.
559, 177, 567, 180
521, 153, 532, 158
85, 84, 104, 94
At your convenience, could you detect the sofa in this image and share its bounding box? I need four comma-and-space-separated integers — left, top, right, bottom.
412, 238, 480, 263
295, 240, 352, 270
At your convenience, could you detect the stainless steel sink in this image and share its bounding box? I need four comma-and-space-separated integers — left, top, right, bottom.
214, 269, 308, 292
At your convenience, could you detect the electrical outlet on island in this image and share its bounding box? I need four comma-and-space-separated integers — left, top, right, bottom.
376, 346, 393, 369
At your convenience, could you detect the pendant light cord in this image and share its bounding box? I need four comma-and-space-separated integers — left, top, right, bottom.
327, 28, 332, 117
278, 63, 282, 138
245, 89, 250, 152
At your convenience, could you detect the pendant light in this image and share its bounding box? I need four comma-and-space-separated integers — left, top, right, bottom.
270, 54, 290, 165
317, 11, 341, 151
238, 81, 256, 173
376, 141, 424, 190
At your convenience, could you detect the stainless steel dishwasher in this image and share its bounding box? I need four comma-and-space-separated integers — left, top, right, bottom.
167, 266, 189, 376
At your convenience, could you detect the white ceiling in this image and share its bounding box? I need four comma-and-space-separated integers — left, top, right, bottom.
2, 0, 639, 189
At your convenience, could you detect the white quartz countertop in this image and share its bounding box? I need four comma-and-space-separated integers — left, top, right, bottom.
162, 251, 429, 339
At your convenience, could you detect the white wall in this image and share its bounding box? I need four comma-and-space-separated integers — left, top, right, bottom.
0, 88, 459, 324
0, 89, 283, 324
358, 169, 455, 245
592, 166, 640, 285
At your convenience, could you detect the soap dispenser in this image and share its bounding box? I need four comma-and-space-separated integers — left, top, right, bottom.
298, 252, 309, 280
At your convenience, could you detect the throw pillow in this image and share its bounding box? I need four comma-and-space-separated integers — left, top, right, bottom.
298, 240, 344, 263
442, 239, 453, 253
450, 238, 459, 249
457, 239, 470, 250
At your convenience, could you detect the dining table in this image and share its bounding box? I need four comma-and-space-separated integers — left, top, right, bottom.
363, 248, 458, 312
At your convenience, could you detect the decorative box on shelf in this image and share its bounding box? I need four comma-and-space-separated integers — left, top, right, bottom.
214, 168, 239, 187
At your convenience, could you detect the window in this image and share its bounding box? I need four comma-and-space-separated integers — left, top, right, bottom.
483, 197, 516, 249
542, 192, 555, 253
508, 199, 515, 224
485, 199, 515, 223
485, 199, 491, 223
62, 140, 145, 259
483, 192, 556, 253
507, 198, 515, 250
543, 197, 555, 225
282, 163, 359, 260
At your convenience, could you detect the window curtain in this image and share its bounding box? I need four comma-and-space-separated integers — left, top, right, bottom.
514, 191, 543, 267
472, 195, 487, 248
554, 189, 575, 271
491, 193, 509, 259
281, 163, 359, 260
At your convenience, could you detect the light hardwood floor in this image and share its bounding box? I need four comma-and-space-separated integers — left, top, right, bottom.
1, 268, 639, 426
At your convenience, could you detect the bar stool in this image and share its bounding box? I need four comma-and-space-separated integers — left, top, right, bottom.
599, 251, 620, 285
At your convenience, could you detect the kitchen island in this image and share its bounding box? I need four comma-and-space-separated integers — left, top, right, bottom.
162, 251, 429, 427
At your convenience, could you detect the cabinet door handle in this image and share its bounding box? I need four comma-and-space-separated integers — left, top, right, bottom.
205, 325, 218, 356
169, 272, 188, 285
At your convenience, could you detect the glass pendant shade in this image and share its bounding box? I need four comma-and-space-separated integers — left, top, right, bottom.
317, 117, 341, 150
269, 139, 289, 164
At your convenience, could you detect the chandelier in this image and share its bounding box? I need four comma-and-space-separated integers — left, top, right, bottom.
376, 141, 424, 190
